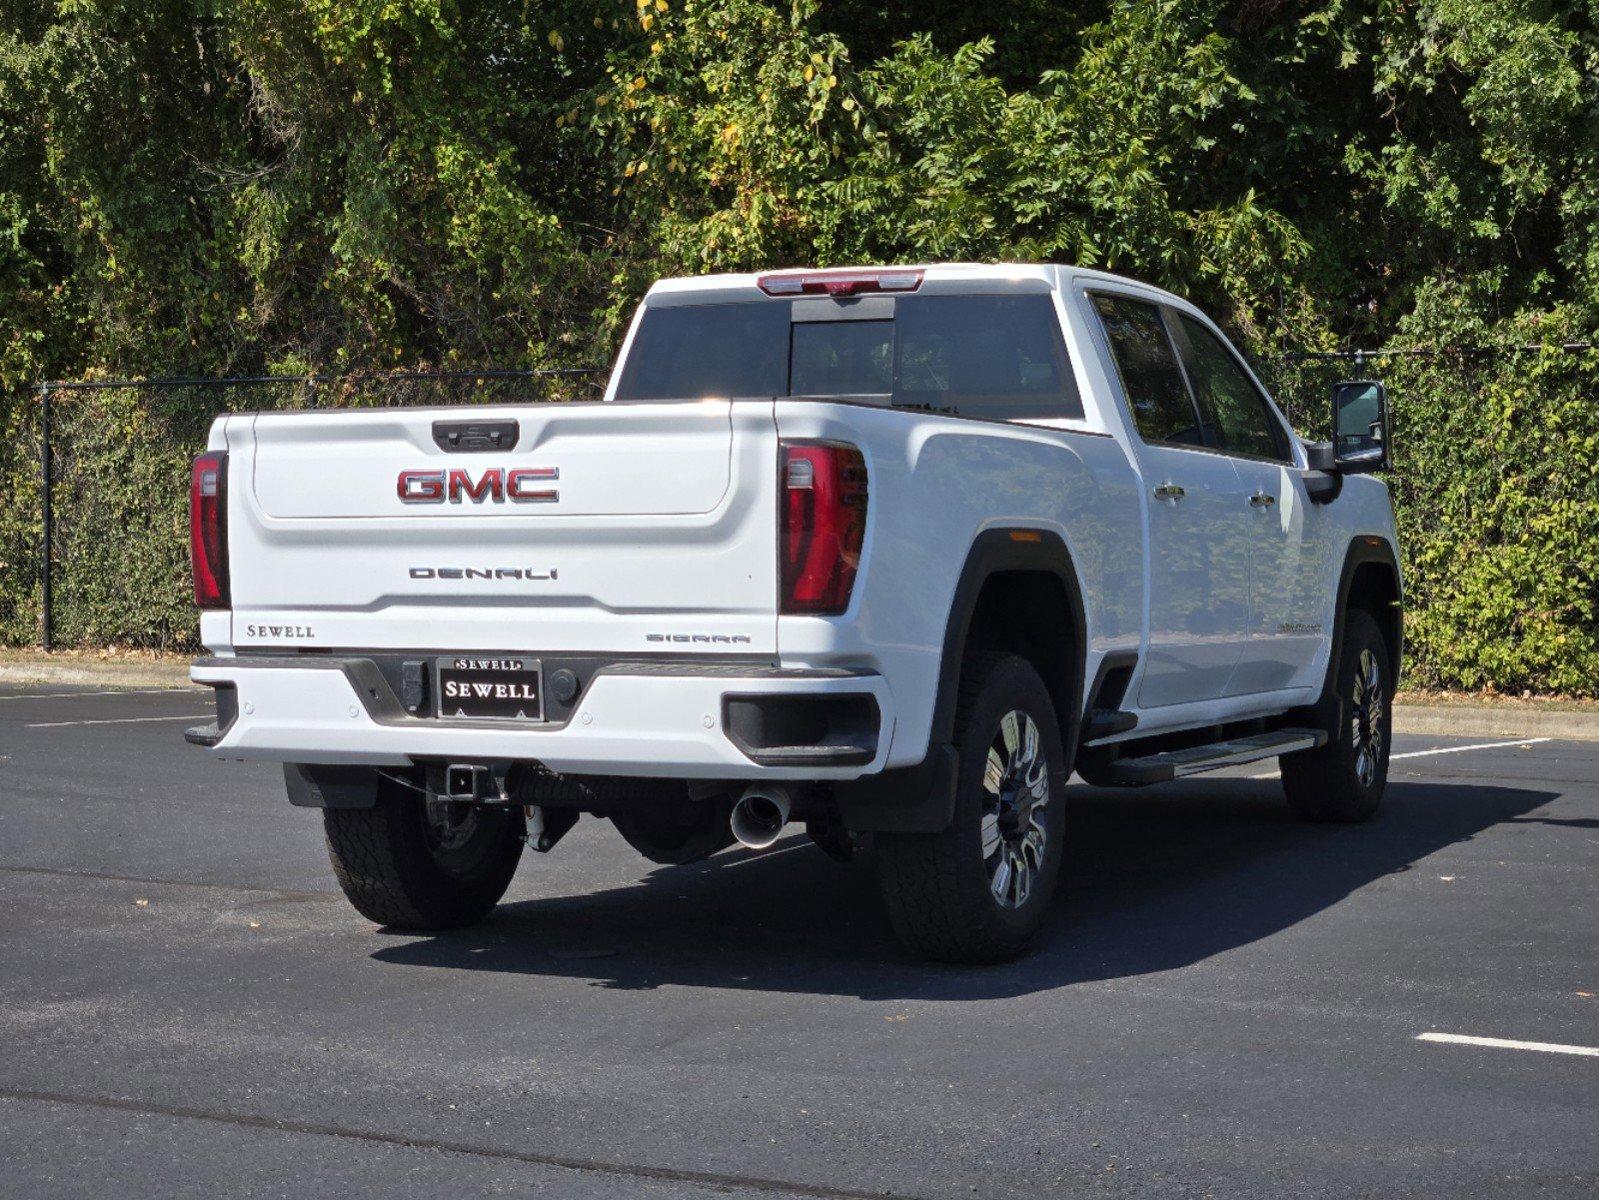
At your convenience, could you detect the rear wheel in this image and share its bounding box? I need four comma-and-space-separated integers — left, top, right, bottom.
323, 776, 524, 929
1281, 607, 1391, 823
875, 653, 1068, 963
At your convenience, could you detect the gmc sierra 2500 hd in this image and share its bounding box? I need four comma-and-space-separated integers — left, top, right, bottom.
186, 264, 1401, 963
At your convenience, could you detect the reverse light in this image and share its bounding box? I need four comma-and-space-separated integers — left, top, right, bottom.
781, 442, 867, 615
758, 269, 924, 298
190, 451, 229, 609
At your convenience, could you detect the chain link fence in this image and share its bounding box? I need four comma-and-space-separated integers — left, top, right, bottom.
0, 355, 1352, 653
4, 344, 1595, 696
0, 369, 602, 651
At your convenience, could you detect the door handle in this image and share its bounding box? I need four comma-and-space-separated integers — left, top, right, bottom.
1153, 482, 1186, 501
1249, 492, 1276, 508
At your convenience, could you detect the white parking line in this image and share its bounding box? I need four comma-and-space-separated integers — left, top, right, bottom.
0, 688, 189, 702
1249, 737, 1552, 779
1417, 1032, 1599, 1058
1389, 737, 1554, 760
25, 715, 209, 729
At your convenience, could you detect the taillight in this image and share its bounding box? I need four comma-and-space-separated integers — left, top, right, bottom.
781, 442, 867, 615
190, 451, 229, 609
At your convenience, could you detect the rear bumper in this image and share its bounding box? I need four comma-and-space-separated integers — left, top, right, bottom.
188, 656, 893, 780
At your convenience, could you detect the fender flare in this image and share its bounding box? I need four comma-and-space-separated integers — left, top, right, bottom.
1307, 536, 1404, 726
928, 527, 1089, 753
834, 527, 1088, 834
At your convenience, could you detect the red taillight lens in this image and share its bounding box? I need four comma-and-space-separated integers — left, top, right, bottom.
758, 269, 923, 297
190, 451, 229, 609
781, 442, 867, 615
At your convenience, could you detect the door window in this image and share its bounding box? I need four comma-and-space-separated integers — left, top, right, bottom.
1090, 294, 1204, 446
1173, 315, 1289, 461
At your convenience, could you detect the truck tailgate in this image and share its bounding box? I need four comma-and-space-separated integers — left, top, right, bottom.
222, 400, 780, 655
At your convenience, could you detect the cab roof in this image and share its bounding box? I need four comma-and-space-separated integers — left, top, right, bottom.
644, 263, 1181, 305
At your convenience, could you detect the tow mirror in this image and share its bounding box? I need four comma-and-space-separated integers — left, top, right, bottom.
1331, 379, 1389, 473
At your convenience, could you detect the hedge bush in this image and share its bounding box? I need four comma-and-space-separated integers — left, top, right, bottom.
3, 336, 1596, 697
2, 2, 1597, 692
0, 374, 599, 650
1380, 313, 1599, 695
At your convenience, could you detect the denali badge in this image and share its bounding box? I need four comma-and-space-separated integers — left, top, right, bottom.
397, 466, 558, 504
410, 567, 558, 580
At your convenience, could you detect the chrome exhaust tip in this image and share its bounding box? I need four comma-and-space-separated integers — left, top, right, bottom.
730, 785, 792, 850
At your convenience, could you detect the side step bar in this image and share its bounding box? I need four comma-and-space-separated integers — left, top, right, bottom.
1100, 728, 1326, 786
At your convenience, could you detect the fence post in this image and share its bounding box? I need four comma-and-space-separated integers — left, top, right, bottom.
38, 382, 52, 651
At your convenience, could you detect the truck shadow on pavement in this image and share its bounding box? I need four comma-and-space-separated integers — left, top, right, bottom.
372, 777, 1559, 1001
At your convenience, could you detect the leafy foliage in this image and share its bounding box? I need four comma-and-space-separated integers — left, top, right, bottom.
1, 0, 1597, 689
1380, 296, 1599, 694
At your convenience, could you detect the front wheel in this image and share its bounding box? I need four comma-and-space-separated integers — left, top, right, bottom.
322, 775, 525, 929
1281, 607, 1392, 823
875, 653, 1068, 964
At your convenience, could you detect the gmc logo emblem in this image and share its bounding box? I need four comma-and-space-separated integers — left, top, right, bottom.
397, 467, 559, 505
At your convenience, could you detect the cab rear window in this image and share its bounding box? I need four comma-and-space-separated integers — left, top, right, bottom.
613, 301, 790, 401
615, 293, 1083, 421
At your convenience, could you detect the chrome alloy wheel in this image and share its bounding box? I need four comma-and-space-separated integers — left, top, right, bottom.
980, 709, 1051, 909
1350, 647, 1386, 788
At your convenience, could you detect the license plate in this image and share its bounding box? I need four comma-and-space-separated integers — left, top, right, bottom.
436, 656, 543, 721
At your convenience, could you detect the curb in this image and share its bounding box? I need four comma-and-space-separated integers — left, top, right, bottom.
1392, 703, 1599, 743
3, 656, 1598, 741
0, 657, 194, 690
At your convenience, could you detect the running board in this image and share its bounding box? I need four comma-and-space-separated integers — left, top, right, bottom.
1100, 728, 1326, 785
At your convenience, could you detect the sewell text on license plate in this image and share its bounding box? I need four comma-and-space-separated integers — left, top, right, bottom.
436, 656, 544, 721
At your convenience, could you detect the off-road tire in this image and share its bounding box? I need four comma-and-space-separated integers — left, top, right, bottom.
875, 653, 1069, 964
323, 776, 525, 929
1281, 607, 1392, 823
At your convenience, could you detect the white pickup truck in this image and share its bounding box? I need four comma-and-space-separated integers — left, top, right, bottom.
187, 264, 1401, 962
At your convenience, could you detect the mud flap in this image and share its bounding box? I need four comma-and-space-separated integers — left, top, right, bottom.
284, 763, 381, 809
832, 744, 959, 833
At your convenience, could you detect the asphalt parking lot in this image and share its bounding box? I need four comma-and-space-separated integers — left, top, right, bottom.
1, 684, 1595, 1198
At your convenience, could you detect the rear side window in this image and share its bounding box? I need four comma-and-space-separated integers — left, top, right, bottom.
1090, 294, 1203, 446
891, 295, 1081, 420
615, 293, 1083, 421
1173, 315, 1288, 461
614, 301, 788, 401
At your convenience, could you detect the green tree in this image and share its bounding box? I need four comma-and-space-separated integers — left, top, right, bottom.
2, 0, 1597, 685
